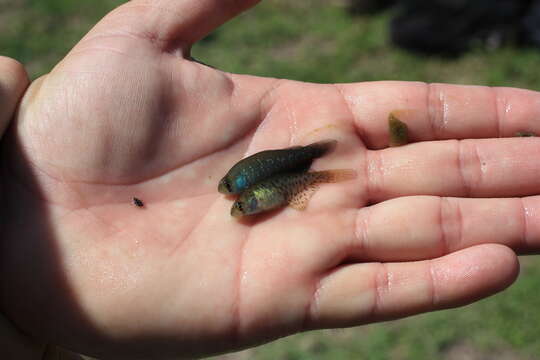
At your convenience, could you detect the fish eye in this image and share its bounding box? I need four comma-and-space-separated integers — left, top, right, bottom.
237, 202, 244, 212
219, 178, 233, 194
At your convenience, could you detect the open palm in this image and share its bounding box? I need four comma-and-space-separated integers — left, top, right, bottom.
2, 1, 540, 359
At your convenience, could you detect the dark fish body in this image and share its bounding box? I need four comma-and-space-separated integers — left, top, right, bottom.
231, 169, 356, 217
218, 140, 337, 195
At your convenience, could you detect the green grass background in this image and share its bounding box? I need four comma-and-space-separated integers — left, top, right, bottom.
2, 1, 540, 359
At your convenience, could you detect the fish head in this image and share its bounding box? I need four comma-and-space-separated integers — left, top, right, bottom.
231, 195, 259, 218
219, 175, 249, 194
218, 176, 234, 194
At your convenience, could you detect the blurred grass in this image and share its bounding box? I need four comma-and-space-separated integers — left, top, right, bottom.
0, 0, 124, 77
1, 1, 540, 360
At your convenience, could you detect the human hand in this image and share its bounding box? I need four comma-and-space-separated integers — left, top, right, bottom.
1, 1, 539, 359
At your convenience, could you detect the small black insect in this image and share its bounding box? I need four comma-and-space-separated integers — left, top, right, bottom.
132, 197, 144, 208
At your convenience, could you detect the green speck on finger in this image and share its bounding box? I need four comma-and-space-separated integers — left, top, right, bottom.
389, 113, 409, 146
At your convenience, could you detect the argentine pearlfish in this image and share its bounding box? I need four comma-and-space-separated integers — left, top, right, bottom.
218, 139, 337, 195
231, 169, 357, 218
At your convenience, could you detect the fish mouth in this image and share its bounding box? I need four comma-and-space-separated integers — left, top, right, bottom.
230, 204, 244, 218
218, 179, 231, 194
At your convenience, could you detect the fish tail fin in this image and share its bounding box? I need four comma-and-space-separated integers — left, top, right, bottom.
315, 169, 357, 183
309, 139, 338, 157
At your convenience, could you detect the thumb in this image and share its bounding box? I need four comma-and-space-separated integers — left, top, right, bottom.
88, 0, 262, 54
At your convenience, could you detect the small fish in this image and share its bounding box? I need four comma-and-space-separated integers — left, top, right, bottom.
388, 113, 409, 146
231, 169, 357, 218
218, 139, 337, 195
515, 131, 536, 137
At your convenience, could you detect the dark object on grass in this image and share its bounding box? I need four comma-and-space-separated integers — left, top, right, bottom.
389, 113, 409, 146
346, 0, 397, 15
133, 197, 145, 208
390, 0, 533, 56
523, 1, 540, 47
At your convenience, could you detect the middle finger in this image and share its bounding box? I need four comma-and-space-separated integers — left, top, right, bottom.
350, 195, 540, 262
364, 137, 540, 202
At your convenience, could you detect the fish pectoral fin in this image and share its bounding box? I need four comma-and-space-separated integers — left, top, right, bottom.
288, 185, 319, 210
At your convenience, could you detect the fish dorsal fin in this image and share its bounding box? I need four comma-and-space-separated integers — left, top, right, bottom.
288, 184, 320, 210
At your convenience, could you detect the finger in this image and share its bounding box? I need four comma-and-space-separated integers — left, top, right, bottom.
337, 82, 540, 149
90, 0, 261, 52
352, 195, 540, 262
307, 244, 518, 329
0, 57, 29, 136
365, 137, 540, 202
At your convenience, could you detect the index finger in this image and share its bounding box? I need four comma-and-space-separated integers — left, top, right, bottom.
337, 82, 540, 149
